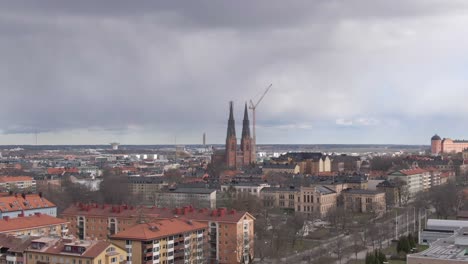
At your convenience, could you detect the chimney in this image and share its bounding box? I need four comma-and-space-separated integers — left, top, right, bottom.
35, 212, 41, 217
39, 192, 43, 198
21, 193, 26, 199
3, 216, 9, 221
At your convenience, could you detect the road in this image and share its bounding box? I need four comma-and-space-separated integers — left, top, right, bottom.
256, 211, 419, 263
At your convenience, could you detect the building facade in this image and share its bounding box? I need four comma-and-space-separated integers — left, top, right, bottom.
296, 186, 337, 217
110, 219, 208, 264
387, 168, 431, 199
128, 176, 169, 204
0, 176, 36, 192
342, 189, 386, 214
154, 188, 217, 209
431, 134, 468, 154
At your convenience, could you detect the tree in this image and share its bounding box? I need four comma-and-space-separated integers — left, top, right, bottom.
408, 233, 416, 249
351, 229, 364, 261
397, 236, 410, 254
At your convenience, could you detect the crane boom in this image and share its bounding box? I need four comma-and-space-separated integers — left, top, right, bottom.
248, 83, 272, 164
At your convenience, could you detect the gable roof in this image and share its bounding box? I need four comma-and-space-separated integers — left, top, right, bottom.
0, 215, 68, 233
0, 194, 56, 213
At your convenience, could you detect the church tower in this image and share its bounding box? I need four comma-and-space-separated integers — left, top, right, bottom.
225, 101, 237, 168
241, 103, 253, 165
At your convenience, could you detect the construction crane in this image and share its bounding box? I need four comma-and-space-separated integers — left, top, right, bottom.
249, 83, 272, 161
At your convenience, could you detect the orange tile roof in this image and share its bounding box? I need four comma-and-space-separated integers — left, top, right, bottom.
0, 194, 56, 213
111, 218, 206, 241
0, 214, 68, 233
0, 176, 34, 183
62, 204, 254, 223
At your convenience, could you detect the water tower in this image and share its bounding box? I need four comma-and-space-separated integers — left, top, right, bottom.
110, 142, 120, 150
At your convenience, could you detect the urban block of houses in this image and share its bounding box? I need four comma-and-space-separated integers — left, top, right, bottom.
61, 204, 255, 264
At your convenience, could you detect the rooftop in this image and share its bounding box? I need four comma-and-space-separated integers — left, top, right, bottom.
62, 204, 254, 223
27, 237, 114, 258
0, 176, 34, 183
343, 189, 384, 195
111, 218, 206, 241
165, 187, 216, 194
0, 214, 68, 233
0, 194, 56, 212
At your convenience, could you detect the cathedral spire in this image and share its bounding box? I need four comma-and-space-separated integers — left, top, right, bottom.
226, 101, 236, 138
241, 102, 250, 138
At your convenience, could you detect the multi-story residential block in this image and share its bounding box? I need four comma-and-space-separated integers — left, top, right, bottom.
297, 186, 337, 217
154, 187, 217, 209
342, 189, 386, 214
25, 237, 126, 264
110, 218, 208, 264
330, 155, 362, 172
387, 168, 430, 198
220, 182, 270, 198
0, 176, 36, 192
0, 214, 69, 236
61, 204, 255, 264
128, 176, 169, 204
0, 193, 57, 219
426, 167, 442, 187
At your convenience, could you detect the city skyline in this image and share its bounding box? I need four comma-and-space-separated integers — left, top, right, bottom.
2, 1, 468, 145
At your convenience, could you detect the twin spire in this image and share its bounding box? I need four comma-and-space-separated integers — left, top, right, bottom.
226, 101, 250, 139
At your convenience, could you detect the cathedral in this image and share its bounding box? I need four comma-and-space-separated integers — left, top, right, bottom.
212, 101, 254, 168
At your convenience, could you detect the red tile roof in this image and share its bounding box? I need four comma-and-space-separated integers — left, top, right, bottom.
0, 176, 34, 183
0, 194, 56, 213
28, 238, 114, 259
111, 218, 206, 241
0, 214, 68, 233
62, 204, 254, 223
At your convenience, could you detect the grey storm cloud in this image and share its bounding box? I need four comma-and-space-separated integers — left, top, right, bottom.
2, 0, 468, 144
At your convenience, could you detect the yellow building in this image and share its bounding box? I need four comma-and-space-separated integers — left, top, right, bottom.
25, 237, 126, 264
297, 186, 337, 217
110, 218, 207, 264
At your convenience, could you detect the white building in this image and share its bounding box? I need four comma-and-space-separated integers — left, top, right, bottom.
220, 182, 270, 198
387, 168, 430, 198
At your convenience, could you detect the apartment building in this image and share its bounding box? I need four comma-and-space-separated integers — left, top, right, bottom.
25, 237, 126, 264
261, 163, 300, 174
155, 188, 217, 209
0, 176, 36, 192
220, 182, 270, 198
0, 193, 57, 219
387, 168, 430, 198
297, 186, 337, 217
110, 218, 208, 264
0, 214, 69, 236
342, 189, 386, 214
62, 204, 255, 264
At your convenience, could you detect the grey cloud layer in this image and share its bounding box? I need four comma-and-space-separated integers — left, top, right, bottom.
1, 1, 468, 143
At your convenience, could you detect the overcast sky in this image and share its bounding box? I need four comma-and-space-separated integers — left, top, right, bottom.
1, 1, 468, 145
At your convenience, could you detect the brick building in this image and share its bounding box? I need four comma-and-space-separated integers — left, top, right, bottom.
61, 204, 255, 264
212, 102, 254, 169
